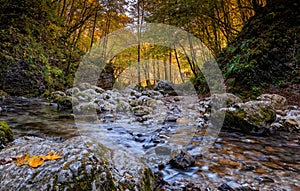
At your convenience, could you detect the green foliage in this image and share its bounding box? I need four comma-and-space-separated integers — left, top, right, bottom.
0, 0, 85, 96
218, 0, 299, 99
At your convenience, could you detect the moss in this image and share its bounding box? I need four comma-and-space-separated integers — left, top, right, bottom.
224, 110, 252, 133
0, 90, 9, 97
0, 121, 14, 145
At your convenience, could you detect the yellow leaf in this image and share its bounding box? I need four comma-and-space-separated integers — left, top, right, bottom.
28, 156, 45, 168
44, 150, 61, 160
15, 150, 62, 168
16, 153, 30, 166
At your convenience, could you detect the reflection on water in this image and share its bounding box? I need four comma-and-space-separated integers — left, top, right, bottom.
0, 97, 299, 190
0, 97, 78, 140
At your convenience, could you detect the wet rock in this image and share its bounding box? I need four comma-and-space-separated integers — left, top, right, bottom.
143, 143, 157, 149
65, 87, 80, 96
169, 149, 195, 170
223, 101, 276, 134
271, 109, 300, 133
57, 96, 73, 110
199, 93, 242, 113
165, 115, 178, 122
255, 176, 275, 183
217, 183, 233, 191
256, 94, 287, 110
77, 82, 92, 91
116, 100, 131, 112
137, 95, 152, 106
217, 183, 256, 191
0, 121, 14, 149
134, 136, 146, 143
281, 118, 300, 132
130, 89, 142, 98
74, 102, 99, 113
132, 106, 153, 116
0, 136, 154, 191
211, 93, 243, 108
49, 91, 66, 101
99, 101, 116, 112
154, 80, 178, 96
74, 91, 95, 102
91, 85, 105, 94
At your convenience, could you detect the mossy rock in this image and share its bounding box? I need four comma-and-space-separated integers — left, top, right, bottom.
0, 90, 9, 97
57, 96, 74, 110
223, 101, 276, 134
0, 136, 155, 190
0, 121, 14, 147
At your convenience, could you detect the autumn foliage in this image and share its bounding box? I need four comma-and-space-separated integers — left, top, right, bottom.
15, 150, 62, 168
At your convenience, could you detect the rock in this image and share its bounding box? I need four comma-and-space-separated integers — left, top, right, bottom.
154, 80, 178, 96
223, 101, 276, 134
57, 96, 73, 110
74, 102, 100, 113
49, 91, 66, 101
256, 94, 287, 110
116, 100, 131, 112
0, 121, 14, 149
65, 87, 80, 96
169, 149, 195, 170
132, 106, 153, 116
99, 101, 116, 112
217, 183, 255, 191
90, 85, 105, 94
165, 115, 178, 122
0, 136, 154, 191
271, 109, 300, 133
281, 117, 300, 133
0, 90, 9, 97
199, 93, 242, 113
212, 93, 243, 107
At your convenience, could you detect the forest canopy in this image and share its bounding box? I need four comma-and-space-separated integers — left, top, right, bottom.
0, 0, 298, 103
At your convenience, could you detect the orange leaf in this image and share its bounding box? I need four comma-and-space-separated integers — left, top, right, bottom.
16, 153, 30, 166
28, 156, 45, 168
44, 150, 61, 160
14, 150, 62, 168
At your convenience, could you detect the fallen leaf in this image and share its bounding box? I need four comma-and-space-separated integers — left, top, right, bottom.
16, 153, 30, 166
28, 156, 45, 168
14, 150, 62, 168
44, 150, 61, 160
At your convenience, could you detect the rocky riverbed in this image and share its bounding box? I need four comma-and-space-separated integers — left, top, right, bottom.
0, 81, 299, 190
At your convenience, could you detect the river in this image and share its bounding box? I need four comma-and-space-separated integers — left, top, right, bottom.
0, 97, 299, 190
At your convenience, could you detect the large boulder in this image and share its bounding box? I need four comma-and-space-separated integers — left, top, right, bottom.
256, 94, 287, 110
154, 81, 177, 96
0, 121, 14, 149
223, 101, 276, 134
0, 136, 154, 191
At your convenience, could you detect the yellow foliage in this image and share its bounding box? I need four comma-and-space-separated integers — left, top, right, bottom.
15, 150, 62, 168
16, 153, 30, 166
28, 156, 45, 168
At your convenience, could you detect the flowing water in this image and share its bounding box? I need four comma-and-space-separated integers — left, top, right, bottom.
0, 97, 299, 190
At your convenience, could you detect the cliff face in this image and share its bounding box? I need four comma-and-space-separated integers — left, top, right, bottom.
217, 0, 299, 104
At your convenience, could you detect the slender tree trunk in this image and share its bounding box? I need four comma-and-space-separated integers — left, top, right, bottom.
169, 51, 172, 82
90, 11, 97, 52
174, 45, 185, 83
137, 0, 141, 85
